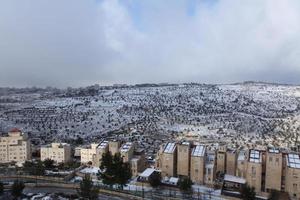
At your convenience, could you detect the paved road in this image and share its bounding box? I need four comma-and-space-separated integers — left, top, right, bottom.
23, 187, 127, 200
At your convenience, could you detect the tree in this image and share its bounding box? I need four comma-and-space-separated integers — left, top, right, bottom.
148, 172, 161, 188
240, 184, 256, 200
0, 181, 3, 195
43, 158, 55, 169
23, 161, 45, 175
11, 180, 25, 199
177, 177, 193, 192
99, 152, 132, 189
78, 174, 99, 200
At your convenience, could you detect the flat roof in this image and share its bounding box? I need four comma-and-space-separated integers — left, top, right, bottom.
164, 143, 176, 153
269, 148, 280, 154
98, 141, 108, 149
249, 150, 261, 163
120, 142, 133, 153
139, 168, 157, 178
224, 174, 246, 184
287, 153, 300, 169
192, 145, 205, 157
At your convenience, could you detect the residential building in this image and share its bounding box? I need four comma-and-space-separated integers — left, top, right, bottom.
120, 142, 135, 162
108, 140, 120, 155
190, 145, 206, 184
265, 148, 282, 192
226, 149, 237, 176
285, 153, 300, 199
205, 151, 216, 186
246, 149, 263, 193
217, 145, 227, 174
177, 142, 190, 177
41, 143, 71, 163
160, 142, 177, 177
236, 150, 247, 178
0, 128, 31, 163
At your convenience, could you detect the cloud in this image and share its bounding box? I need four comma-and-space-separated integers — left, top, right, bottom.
0, 0, 300, 87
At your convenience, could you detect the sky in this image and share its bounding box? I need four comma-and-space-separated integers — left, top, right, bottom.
1, 0, 300, 88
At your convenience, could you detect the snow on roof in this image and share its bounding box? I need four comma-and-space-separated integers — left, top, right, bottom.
181, 141, 190, 146
268, 148, 280, 154
287, 153, 300, 169
192, 145, 205, 157
169, 177, 179, 184
120, 142, 133, 153
164, 143, 176, 153
139, 168, 156, 178
249, 149, 261, 163
224, 174, 246, 184
98, 141, 108, 149
80, 167, 100, 174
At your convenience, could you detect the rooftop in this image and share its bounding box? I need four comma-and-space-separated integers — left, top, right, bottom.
120, 142, 133, 153
287, 153, 300, 169
268, 148, 280, 154
224, 174, 246, 184
249, 149, 261, 163
139, 168, 158, 178
163, 142, 176, 153
98, 141, 108, 149
191, 145, 205, 157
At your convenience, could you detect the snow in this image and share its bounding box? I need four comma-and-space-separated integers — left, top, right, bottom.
224, 174, 246, 184
80, 166, 100, 174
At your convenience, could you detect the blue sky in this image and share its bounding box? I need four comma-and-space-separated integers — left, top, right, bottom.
0, 0, 300, 87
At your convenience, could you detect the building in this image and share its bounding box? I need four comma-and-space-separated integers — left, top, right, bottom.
120, 142, 134, 162
216, 145, 227, 174
190, 145, 206, 184
131, 155, 147, 177
80, 143, 99, 164
41, 143, 71, 163
285, 153, 300, 199
94, 141, 109, 167
177, 142, 191, 177
265, 148, 282, 192
108, 140, 120, 155
236, 150, 247, 178
160, 142, 177, 177
205, 151, 216, 186
0, 128, 31, 163
226, 149, 237, 176
245, 149, 263, 193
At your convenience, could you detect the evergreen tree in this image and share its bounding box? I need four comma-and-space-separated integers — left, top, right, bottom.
0, 181, 3, 195
99, 152, 132, 189
43, 158, 55, 169
148, 172, 161, 188
177, 177, 193, 192
240, 184, 256, 200
11, 180, 25, 199
78, 174, 99, 200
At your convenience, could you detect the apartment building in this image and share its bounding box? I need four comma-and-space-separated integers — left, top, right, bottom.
216, 145, 227, 174
245, 149, 263, 194
177, 142, 190, 177
94, 141, 109, 167
0, 128, 31, 163
108, 140, 120, 155
161, 142, 177, 177
120, 142, 135, 162
80, 143, 99, 164
226, 149, 237, 176
41, 143, 71, 163
265, 148, 282, 192
285, 153, 300, 199
205, 151, 216, 186
236, 150, 247, 178
190, 145, 206, 184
